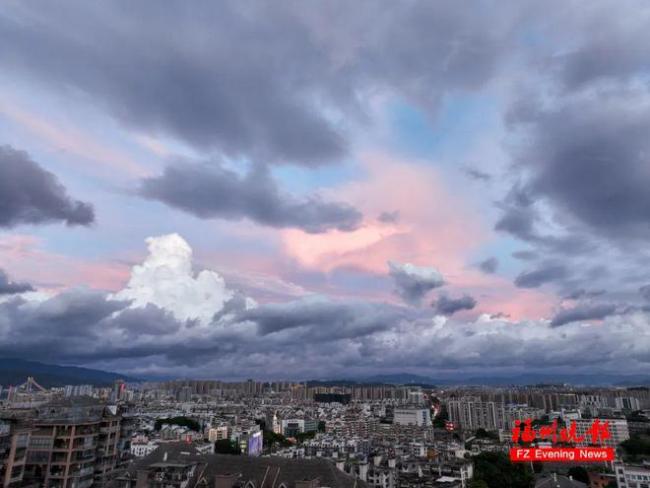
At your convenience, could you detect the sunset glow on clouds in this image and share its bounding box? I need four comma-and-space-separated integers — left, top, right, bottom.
1, 0, 650, 378
281, 153, 483, 274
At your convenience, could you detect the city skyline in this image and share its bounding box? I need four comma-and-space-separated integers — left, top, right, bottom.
1, 1, 650, 380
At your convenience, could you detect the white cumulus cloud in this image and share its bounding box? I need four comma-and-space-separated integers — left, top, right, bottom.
112, 233, 235, 325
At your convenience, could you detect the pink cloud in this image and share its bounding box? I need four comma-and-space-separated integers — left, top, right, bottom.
457, 273, 557, 320
282, 152, 484, 276
0, 100, 149, 178
281, 152, 556, 319
0, 234, 130, 292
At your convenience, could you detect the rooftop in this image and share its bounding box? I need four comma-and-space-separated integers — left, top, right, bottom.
113, 442, 366, 488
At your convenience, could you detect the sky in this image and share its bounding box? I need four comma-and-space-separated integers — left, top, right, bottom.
0, 0, 649, 380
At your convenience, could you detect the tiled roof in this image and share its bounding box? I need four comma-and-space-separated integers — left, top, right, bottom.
112, 441, 365, 488
534, 474, 587, 488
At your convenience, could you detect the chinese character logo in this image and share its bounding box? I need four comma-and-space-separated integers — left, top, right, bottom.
511, 419, 611, 446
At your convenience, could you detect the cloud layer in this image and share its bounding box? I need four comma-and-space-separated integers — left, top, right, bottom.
140, 163, 362, 233
0, 269, 33, 295
550, 303, 617, 327
3, 1, 650, 378
434, 294, 477, 316
0, 234, 647, 379
388, 261, 445, 305
0, 145, 94, 228
0, 1, 515, 166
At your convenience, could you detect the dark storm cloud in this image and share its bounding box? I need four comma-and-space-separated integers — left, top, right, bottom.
464, 168, 491, 181
550, 303, 617, 327
512, 250, 538, 261
0, 287, 405, 365
509, 95, 650, 240
4, 1, 650, 378
495, 207, 535, 241
551, 9, 650, 92
140, 162, 362, 233
488, 3, 650, 300
515, 264, 568, 288
0, 269, 33, 295
494, 185, 538, 242
0, 3, 343, 166
434, 294, 476, 315
639, 285, 650, 301
212, 293, 251, 322
388, 261, 445, 305
237, 298, 404, 340
108, 305, 183, 337
563, 289, 606, 301
378, 211, 400, 224
498, 90, 650, 298
0, 145, 94, 228
492, 185, 591, 256
0, 290, 124, 361
494, 171, 598, 298
2, 289, 124, 338
0, 290, 186, 362
0, 282, 648, 378
0, 1, 514, 166
478, 257, 498, 274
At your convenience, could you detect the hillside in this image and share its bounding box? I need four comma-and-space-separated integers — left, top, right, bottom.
0, 358, 137, 387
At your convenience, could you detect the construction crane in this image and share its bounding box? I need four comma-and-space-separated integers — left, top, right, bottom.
15, 376, 47, 393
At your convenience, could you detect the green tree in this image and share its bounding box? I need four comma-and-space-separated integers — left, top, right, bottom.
468, 480, 489, 488
295, 431, 317, 443
475, 428, 498, 440
567, 466, 589, 484
531, 415, 550, 427
471, 452, 534, 488
620, 434, 650, 460
626, 411, 649, 423
263, 430, 291, 449
214, 439, 241, 455
154, 416, 201, 432
433, 405, 449, 428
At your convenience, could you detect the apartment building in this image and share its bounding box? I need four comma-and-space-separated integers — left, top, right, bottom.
0, 416, 33, 487
393, 408, 431, 427
448, 399, 544, 431
447, 399, 500, 431
19, 398, 130, 487
614, 462, 650, 488
574, 418, 630, 448
95, 411, 123, 486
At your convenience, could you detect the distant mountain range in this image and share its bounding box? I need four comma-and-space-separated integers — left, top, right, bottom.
1, 359, 647, 388
0, 358, 138, 388
361, 373, 438, 386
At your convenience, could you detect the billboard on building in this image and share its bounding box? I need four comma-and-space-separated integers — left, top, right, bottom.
247, 431, 263, 456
